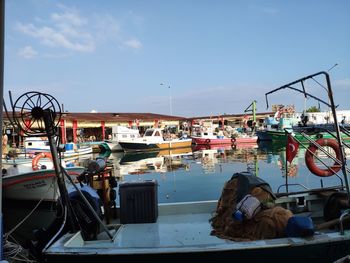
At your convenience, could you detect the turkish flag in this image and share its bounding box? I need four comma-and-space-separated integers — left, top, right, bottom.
286, 134, 299, 163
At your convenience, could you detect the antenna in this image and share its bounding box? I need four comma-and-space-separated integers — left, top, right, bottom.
328, 63, 338, 72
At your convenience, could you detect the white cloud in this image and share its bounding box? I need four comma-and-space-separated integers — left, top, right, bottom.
17, 46, 38, 59
15, 5, 143, 55
15, 7, 95, 53
93, 14, 121, 43
123, 38, 142, 49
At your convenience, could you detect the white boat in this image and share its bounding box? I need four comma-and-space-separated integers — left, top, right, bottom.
118, 128, 192, 152
104, 126, 141, 151
23, 137, 93, 158
41, 72, 350, 262
63, 142, 93, 158
23, 136, 51, 153
41, 180, 350, 262
2, 154, 85, 201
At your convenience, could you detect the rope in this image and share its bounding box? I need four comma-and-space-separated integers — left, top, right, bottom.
4, 179, 56, 238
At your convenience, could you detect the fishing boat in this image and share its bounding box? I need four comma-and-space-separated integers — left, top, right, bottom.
257, 114, 350, 143
118, 128, 192, 152
2, 154, 85, 201
191, 124, 257, 146
191, 125, 234, 145
104, 126, 141, 152
23, 136, 93, 158
41, 72, 350, 262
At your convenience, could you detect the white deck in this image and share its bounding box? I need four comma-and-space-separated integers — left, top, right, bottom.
46, 200, 350, 256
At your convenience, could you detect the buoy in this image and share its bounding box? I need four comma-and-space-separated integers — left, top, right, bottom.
305, 138, 341, 177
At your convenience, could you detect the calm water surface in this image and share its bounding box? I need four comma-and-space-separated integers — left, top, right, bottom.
105, 141, 344, 203
3, 141, 346, 248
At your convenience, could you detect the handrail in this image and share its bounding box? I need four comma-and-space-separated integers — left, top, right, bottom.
277, 183, 309, 194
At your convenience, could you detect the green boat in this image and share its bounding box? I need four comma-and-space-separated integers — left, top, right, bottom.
257, 117, 350, 143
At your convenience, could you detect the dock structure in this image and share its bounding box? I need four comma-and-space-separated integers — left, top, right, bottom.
2, 111, 273, 147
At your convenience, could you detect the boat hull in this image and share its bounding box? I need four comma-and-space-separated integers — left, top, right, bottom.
104, 140, 123, 151
192, 137, 234, 145
2, 167, 85, 201
234, 136, 258, 144
43, 238, 350, 263
119, 139, 192, 152
257, 130, 350, 142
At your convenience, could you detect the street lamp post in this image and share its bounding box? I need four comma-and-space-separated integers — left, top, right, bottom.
160, 83, 172, 116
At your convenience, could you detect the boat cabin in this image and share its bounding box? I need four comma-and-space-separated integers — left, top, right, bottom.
23, 137, 50, 153
110, 126, 140, 141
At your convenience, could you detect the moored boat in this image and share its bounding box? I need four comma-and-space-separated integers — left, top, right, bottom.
104, 126, 141, 152
2, 155, 85, 201
119, 128, 192, 152
23, 136, 93, 158
41, 72, 350, 263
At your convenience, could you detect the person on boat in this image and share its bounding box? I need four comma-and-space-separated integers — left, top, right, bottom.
341, 116, 346, 126
2, 133, 9, 157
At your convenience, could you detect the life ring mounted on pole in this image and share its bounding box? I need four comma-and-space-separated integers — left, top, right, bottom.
305, 138, 342, 177
205, 139, 211, 144
32, 152, 53, 171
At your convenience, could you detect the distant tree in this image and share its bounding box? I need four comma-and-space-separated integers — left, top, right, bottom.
306, 106, 320, 112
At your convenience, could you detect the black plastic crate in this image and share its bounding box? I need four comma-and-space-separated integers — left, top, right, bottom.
119, 180, 158, 224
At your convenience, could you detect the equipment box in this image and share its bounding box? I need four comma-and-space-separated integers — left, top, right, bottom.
119, 180, 158, 224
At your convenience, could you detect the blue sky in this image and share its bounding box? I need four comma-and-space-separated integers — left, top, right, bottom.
4, 0, 350, 117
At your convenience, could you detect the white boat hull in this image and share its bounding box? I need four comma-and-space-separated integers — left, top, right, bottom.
2, 167, 85, 201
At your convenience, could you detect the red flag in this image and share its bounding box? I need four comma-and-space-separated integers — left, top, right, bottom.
286, 134, 299, 163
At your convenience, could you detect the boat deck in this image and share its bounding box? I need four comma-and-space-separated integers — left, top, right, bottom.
47, 200, 350, 255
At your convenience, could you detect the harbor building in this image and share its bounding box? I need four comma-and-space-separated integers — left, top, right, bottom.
2, 111, 273, 148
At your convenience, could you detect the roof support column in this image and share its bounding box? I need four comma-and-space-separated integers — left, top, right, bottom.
73, 120, 78, 144
60, 119, 66, 144
101, 121, 105, 140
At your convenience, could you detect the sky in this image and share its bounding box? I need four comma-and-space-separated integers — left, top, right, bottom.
3, 0, 350, 117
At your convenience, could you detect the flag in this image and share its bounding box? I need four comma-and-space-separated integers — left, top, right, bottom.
286, 134, 299, 163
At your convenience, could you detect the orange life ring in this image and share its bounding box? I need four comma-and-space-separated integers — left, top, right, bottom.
231, 138, 236, 143
32, 152, 53, 171
305, 138, 341, 177
205, 139, 211, 143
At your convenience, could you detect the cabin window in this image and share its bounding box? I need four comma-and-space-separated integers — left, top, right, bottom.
145, 130, 153, 136
45, 142, 50, 146
28, 142, 32, 146
204, 132, 208, 136
122, 134, 127, 138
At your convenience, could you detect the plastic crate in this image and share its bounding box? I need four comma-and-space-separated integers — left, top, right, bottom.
119, 180, 158, 223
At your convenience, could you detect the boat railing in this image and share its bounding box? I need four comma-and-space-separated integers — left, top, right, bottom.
339, 209, 350, 235
294, 130, 350, 176
276, 183, 310, 194
289, 131, 346, 188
